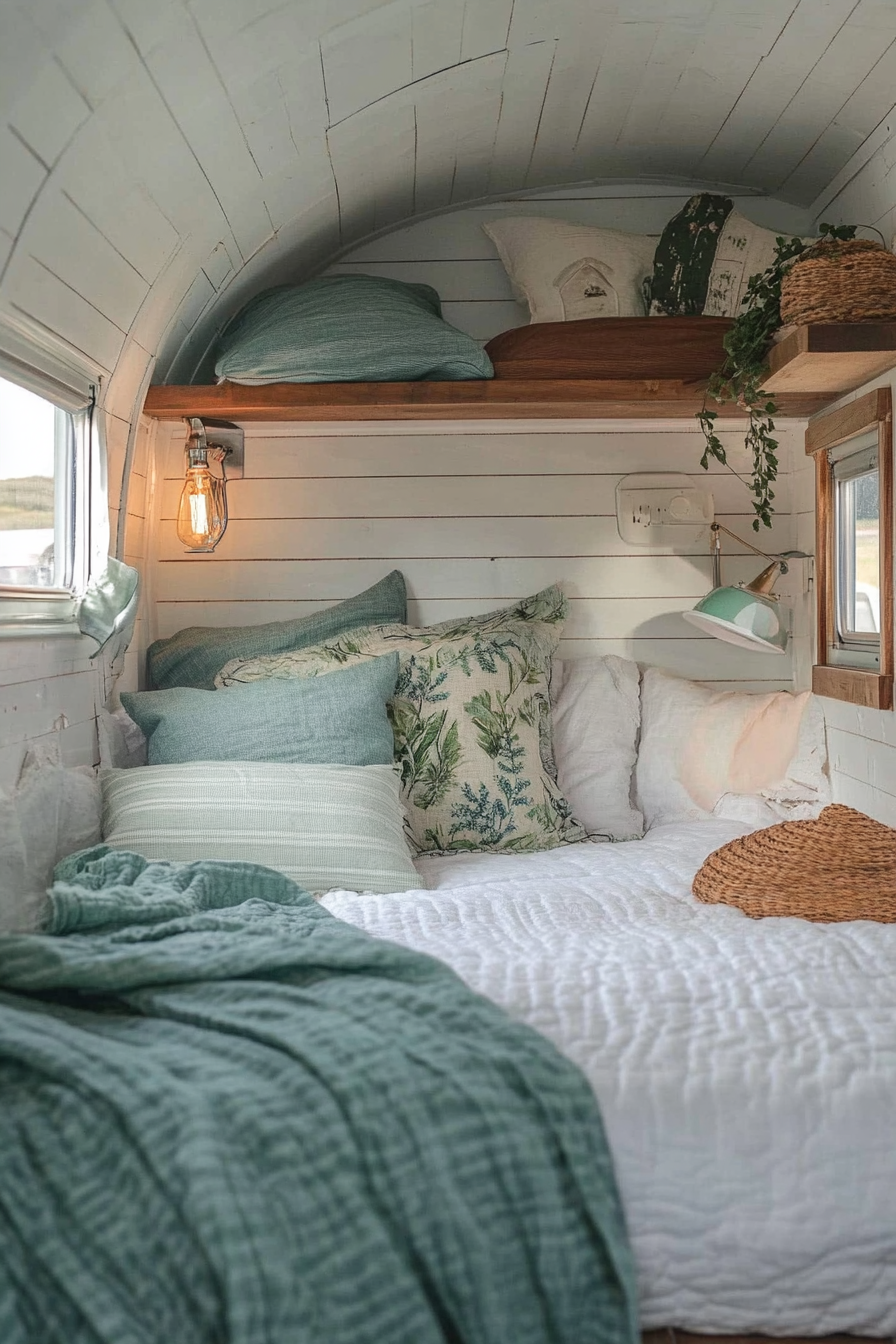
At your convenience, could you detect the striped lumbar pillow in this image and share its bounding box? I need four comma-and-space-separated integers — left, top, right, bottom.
101, 762, 422, 895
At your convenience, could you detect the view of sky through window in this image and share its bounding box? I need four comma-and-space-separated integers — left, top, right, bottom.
0, 376, 56, 586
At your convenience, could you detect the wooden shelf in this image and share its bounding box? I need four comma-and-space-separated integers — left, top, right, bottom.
142, 377, 828, 422
142, 322, 896, 424
764, 321, 896, 395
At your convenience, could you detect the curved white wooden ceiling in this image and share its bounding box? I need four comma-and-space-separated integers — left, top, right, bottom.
2, 0, 896, 402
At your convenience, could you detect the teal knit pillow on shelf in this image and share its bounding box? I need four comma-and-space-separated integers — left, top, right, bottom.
213, 275, 494, 384
147, 570, 406, 691
121, 653, 399, 768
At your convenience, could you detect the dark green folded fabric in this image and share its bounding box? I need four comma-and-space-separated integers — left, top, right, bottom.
645, 193, 734, 316
122, 652, 399, 767
147, 569, 406, 690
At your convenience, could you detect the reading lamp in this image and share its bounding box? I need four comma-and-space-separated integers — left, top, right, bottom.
176, 417, 230, 553
682, 522, 809, 656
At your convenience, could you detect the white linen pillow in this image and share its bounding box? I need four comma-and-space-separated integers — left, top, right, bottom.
482, 217, 655, 323
551, 656, 643, 840
101, 762, 422, 896
634, 668, 830, 829
703, 210, 793, 317
0, 743, 102, 932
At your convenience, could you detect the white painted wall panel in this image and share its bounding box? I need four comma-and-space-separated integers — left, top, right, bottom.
804, 126, 896, 822
147, 419, 801, 694
2, 0, 890, 781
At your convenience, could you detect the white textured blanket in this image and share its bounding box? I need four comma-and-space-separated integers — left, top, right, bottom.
323, 822, 896, 1336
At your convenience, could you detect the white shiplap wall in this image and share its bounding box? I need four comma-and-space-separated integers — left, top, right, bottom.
798, 121, 896, 827
143, 191, 812, 695
791, 369, 896, 829
0, 179, 811, 782
148, 418, 802, 693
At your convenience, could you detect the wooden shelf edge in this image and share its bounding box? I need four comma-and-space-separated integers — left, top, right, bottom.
812, 665, 894, 711
765, 322, 896, 396
142, 379, 829, 423
142, 323, 896, 423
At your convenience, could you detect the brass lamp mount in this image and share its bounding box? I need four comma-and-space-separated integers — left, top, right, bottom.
709, 522, 809, 598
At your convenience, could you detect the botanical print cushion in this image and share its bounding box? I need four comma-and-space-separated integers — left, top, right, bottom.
646, 193, 811, 318
217, 587, 586, 856
646, 194, 734, 316
482, 217, 656, 323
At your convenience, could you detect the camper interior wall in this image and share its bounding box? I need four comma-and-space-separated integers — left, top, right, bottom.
1, 19, 895, 817
786, 118, 896, 829
0, 179, 813, 789
143, 188, 812, 711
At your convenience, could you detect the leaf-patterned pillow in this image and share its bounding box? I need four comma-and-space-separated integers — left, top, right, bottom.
216, 586, 586, 856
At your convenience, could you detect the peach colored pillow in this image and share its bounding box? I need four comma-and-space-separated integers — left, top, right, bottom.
635, 669, 829, 828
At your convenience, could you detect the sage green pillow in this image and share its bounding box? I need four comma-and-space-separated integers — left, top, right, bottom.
147, 569, 406, 691
216, 587, 586, 857
213, 275, 494, 384
101, 762, 421, 895
121, 653, 399, 768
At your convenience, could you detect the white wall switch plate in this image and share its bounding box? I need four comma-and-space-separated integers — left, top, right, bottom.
616, 473, 715, 546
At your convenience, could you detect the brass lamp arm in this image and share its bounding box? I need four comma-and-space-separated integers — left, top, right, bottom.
709, 521, 810, 590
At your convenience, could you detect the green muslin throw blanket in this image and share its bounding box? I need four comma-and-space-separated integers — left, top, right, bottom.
0, 848, 637, 1344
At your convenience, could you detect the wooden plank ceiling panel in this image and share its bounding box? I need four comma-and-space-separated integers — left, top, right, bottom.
698, 0, 859, 183
740, 1, 896, 190
13, 0, 896, 402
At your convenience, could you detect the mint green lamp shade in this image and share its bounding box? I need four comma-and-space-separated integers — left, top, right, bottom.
683, 583, 788, 654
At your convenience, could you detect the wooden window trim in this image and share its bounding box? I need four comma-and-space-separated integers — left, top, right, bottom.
806, 387, 893, 710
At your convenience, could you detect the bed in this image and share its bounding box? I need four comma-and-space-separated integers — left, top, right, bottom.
324, 818, 896, 1339
80, 582, 889, 1339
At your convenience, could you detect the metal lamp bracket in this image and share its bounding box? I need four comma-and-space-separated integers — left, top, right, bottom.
183, 417, 244, 479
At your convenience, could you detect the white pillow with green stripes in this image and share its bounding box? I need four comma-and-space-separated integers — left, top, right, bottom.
101, 762, 422, 896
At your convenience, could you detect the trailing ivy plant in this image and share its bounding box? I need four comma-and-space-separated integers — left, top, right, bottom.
696, 221, 858, 530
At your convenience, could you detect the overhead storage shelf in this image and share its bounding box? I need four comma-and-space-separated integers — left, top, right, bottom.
142, 378, 830, 421
142, 323, 896, 423
763, 322, 896, 395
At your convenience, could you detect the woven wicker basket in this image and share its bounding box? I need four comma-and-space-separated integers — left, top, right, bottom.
780, 238, 896, 325
693, 804, 896, 923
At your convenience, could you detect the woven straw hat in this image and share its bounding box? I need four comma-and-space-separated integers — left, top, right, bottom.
693, 804, 896, 922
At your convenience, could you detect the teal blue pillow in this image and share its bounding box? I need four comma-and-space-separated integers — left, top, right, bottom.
147, 570, 406, 691
213, 275, 494, 384
121, 653, 399, 767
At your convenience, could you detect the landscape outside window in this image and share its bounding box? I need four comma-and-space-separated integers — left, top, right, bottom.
845, 468, 880, 636
0, 376, 56, 587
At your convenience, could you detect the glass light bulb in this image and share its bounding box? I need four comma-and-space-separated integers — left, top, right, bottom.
176, 465, 226, 552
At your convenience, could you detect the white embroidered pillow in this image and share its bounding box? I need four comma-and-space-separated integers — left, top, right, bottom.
482, 217, 655, 323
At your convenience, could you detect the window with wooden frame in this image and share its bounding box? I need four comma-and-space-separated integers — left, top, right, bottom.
806, 386, 893, 710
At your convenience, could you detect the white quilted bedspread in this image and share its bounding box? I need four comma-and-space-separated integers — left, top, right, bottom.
323, 822, 896, 1336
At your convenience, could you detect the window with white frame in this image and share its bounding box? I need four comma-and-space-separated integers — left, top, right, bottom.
831, 428, 881, 668
0, 367, 92, 627
808, 386, 893, 710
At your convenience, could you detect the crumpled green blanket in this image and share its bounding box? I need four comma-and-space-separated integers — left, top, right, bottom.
0, 847, 637, 1344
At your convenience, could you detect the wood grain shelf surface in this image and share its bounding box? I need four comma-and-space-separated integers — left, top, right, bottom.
142, 322, 896, 424
142, 378, 829, 423
764, 322, 896, 395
